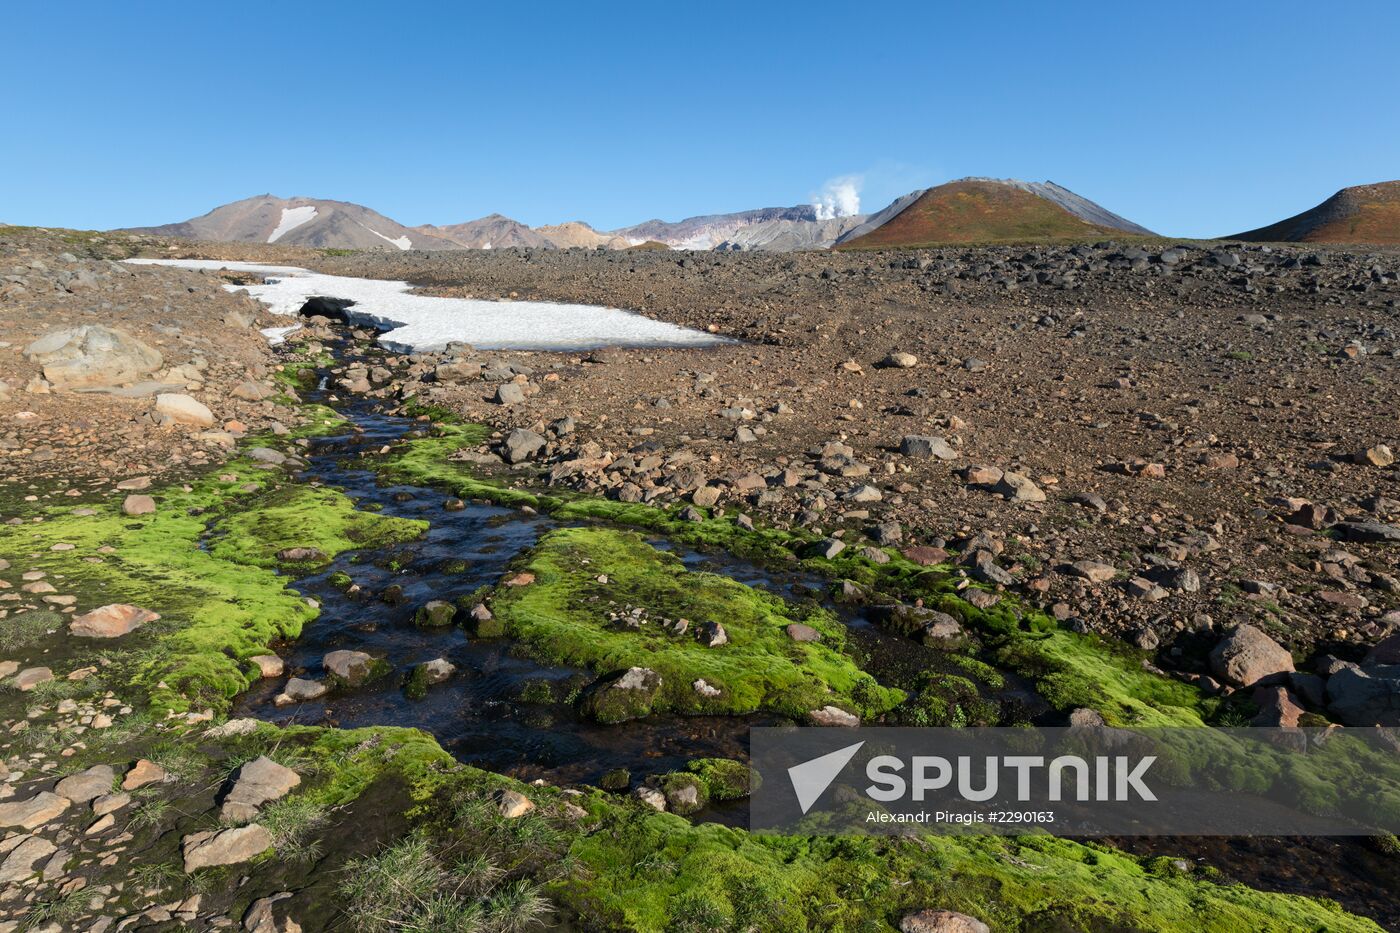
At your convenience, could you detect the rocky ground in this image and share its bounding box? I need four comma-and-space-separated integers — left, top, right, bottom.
3, 226, 1399, 931
183, 237, 1400, 701
0, 228, 302, 481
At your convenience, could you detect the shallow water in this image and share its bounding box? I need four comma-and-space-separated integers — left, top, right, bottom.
230, 357, 1035, 804
123, 258, 731, 353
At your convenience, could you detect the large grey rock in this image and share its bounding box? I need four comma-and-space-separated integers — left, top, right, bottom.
182, 824, 274, 872
502, 428, 547, 463
221, 756, 301, 822
23, 325, 163, 389
1327, 666, 1400, 726
1210, 624, 1294, 687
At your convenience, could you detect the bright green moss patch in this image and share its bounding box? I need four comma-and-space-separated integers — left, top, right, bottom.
489, 527, 904, 720
208, 484, 426, 570
558, 807, 1381, 932
0, 458, 421, 713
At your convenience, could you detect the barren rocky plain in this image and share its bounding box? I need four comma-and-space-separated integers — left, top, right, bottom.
1, 224, 1399, 932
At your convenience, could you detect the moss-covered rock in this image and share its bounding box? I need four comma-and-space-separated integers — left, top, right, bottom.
413, 599, 456, 628
488, 527, 905, 721
686, 758, 753, 801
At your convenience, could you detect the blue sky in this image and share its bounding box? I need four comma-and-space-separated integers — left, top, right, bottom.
4, 1, 1398, 237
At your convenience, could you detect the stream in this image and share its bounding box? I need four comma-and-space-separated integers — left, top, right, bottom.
230, 342, 1039, 817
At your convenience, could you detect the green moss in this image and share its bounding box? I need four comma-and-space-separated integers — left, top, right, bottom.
686, 758, 752, 800
367, 416, 1227, 729
558, 806, 1381, 932
208, 485, 425, 571
488, 527, 904, 720
0, 457, 421, 713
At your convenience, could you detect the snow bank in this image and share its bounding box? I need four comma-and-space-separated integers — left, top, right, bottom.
123, 258, 731, 353
267, 205, 318, 243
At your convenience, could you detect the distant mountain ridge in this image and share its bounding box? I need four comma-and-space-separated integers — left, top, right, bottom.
1229, 181, 1400, 244
126, 195, 462, 251
126, 179, 1158, 253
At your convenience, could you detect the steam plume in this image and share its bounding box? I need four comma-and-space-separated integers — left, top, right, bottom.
812, 176, 862, 220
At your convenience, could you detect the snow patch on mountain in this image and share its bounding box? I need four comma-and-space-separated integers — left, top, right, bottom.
267, 205, 318, 243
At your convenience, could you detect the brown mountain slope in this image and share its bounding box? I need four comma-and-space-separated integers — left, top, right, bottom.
835, 180, 1126, 249
1230, 181, 1400, 244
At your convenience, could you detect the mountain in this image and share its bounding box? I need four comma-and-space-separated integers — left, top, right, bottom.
534, 221, 631, 250
1228, 181, 1400, 244
415, 214, 551, 249
715, 216, 867, 251
611, 206, 852, 250
125, 194, 460, 251
835, 178, 1154, 249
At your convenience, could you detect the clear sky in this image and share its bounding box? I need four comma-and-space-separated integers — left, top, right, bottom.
4, 0, 1399, 238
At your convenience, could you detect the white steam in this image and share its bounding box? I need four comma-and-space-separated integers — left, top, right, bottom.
812, 176, 862, 220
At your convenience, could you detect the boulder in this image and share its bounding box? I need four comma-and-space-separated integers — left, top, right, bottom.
155, 393, 215, 427
23, 325, 163, 389
182, 824, 274, 872
1250, 686, 1305, 728
495, 383, 526, 405
1209, 624, 1294, 687
220, 756, 301, 822
70, 603, 160, 638
1326, 666, 1400, 726
250, 655, 284, 678
580, 667, 662, 723
786, 623, 822, 642
122, 494, 156, 515
502, 428, 547, 463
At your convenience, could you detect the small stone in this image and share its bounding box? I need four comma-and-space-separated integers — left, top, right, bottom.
12, 666, 54, 691
1068, 560, 1116, 584
1356, 445, 1395, 467
899, 435, 958, 460
122, 494, 156, 515
123, 759, 168, 790
155, 392, 216, 427
70, 603, 160, 638
250, 655, 284, 678
182, 824, 274, 872
499, 790, 535, 818
880, 351, 918, 368
993, 471, 1045, 502
0, 792, 70, 830
807, 706, 860, 727
55, 765, 115, 804
786, 623, 822, 642
221, 756, 301, 822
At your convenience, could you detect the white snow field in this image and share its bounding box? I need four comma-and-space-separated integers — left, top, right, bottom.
266, 205, 318, 243
123, 258, 731, 353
